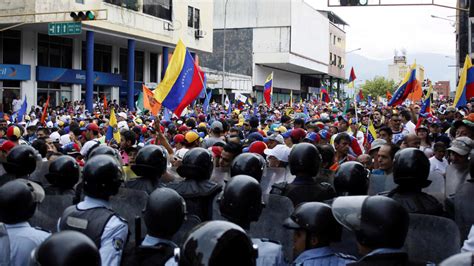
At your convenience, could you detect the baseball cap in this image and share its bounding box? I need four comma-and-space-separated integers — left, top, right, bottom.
267, 133, 284, 144
17, 179, 45, 203
0, 140, 15, 153
318, 129, 331, 140
281, 130, 292, 139
264, 144, 291, 162
178, 125, 190, 133
118, 112, 127, 120
6, 126, 21, 140
290, 128, 306, 141
369, 139, 387, 152
274, 126, 288, 133
448, 137, 473, 156
211, 121, 223, 131
174, 134, 185, 144
185, 131, 200, 144
248, 141, 267, 155
304, 132, 320, 143
82, 123, 99, 132
49, 132, 61, 143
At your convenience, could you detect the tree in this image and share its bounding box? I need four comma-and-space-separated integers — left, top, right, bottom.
361, 76, 397, 98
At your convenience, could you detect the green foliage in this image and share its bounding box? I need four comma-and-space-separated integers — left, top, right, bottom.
361, 76, 397, 97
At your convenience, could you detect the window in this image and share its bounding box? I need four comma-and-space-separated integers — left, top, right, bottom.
81, 42, 112, 72
188, 6, 200, 29
37, 34, 73, 68
150, 53, 158, 83
143, 0, 172, 21
2, 30, 21, 64
104, 0, 139, 11
119, 48, 144, 81
329, 53, 332, 65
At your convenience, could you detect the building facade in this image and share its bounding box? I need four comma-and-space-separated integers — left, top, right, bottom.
200, 0, 346, 103
388, 55, 424, 85
0, 0, 213, 112
433, 80, 450, 100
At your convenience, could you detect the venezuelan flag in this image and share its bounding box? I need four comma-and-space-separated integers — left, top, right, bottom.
420, 97, 431, 114
321, 89, 330, 103
348, 67, 356, 88
106, 108, 121, 144
367, 120, 377, 144
154, 40, 205, 116
388, 64, 417, 107
453, 55, 474, 108
264, 72, 273, 106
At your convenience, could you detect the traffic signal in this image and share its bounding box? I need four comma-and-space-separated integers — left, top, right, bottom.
340, 0, 368, 6
70, 11, 95, 21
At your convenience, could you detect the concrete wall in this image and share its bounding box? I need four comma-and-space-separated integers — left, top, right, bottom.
214, 0, 291, 29
200, 28, 253, 76
254, 65, 300, 91
329, 22, 346, 79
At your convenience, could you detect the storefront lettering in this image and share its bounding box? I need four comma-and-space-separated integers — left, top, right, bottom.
0, 68, 7, 76
75, 73, 86, 80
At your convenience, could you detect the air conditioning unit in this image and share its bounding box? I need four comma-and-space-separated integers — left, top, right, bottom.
163, 22, 174, 31
195, 29, 205, 39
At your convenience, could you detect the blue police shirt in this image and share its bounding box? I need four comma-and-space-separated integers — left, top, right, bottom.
141, 235, 178, 266
252, 238, 287, 266
58, 196, 128, 266
293, 246, 354, 266
5, 222, 50, 266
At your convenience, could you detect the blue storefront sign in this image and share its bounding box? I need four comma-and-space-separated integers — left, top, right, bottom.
37, 66, 123, 86
0, 64, 31, 81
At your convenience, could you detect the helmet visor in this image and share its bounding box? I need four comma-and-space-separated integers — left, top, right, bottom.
331, 196, 367, 232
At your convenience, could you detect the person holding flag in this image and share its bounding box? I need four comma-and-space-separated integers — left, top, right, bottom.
264, 72, 273, 106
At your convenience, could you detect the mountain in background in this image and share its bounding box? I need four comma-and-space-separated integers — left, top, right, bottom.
346, 52, 456, 91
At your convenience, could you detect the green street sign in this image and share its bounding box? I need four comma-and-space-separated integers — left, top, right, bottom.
48, 22, 82, 36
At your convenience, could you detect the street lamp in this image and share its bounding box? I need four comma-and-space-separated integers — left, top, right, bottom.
222, 0, 230, 104
346, 48, 361, 54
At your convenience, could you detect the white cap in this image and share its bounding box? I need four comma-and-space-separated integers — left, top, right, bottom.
46, 121, 54, 128
264, 144, 291, 162
49, 131, 61, 143
59, 134, 72, 146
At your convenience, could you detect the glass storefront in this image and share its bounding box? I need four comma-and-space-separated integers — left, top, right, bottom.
0, 30, 21, 113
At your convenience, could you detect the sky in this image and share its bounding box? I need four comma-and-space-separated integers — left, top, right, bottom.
307, 0, 457, 60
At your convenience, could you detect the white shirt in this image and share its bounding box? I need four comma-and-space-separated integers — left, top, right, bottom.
403, 121, 416, 135
4, 222, 50, 266
12, 99, 22, 113
429, 156, 448, 177
349, 130, 365, 152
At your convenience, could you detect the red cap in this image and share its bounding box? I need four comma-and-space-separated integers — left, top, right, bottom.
198, 114, 206, 121
248, 141, 267, 155
87, 123, 99, 132
0, 140, 16, 152
178, 125, 190, 133
173, 134, 185, 144
210, 146, 223, 158
290, 128, 306, 140
6, 126, 21, 139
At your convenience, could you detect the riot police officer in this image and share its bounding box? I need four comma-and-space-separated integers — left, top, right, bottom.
0, 145, 37, 187
230, 153, 266, 182
219, 175, 286, 266
179, 220, 258, 266
334, 161, 369, 196
167, 148, 222, 221
283, 202, 355, 265
58, 154, 128, 266
385, 148, 443, 216
0, 179, 50, 265
133, 187, 186, 265
31, 231, 101, 266
270, 143, 336, 206
44, 155, 80, 196
87, 145, 123, 163
332, 195, 424, 265
125, 145, 168, 194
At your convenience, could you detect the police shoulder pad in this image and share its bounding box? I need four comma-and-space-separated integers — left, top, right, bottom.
259, 238, 281, 245
114, 213, 129, 224
335, 253, 357, 261
319, 182, 333, 189
270, 182, 288, 195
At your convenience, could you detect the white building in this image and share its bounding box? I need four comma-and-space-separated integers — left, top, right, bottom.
388, 55, 424, 85
0, 0, 213, 112
200, 0, 347, 103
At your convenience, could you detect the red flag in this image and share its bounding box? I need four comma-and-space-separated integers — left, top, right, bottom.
358, 90, 364, 100
386, 91, 392, 101
349, 67, 357, 83
103, 94, 108, 110
40, 96, 50, 125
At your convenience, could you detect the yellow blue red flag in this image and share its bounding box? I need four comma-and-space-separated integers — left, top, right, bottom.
388, 63, 417, 107
106, 108, 121, 143
453, 55, 474, 108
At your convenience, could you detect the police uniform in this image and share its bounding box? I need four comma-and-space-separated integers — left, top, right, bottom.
292, 246, 354, 266
271, 176, 336, 206
4, 222, 50, 266
347, 248, 426, 266
252, 238, 287, 266
58, 196, 128, 266
139, 235, 178, 266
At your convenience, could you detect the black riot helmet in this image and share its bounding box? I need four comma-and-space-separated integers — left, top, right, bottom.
82, 154, 123, 200
177, 148, 213, 180
219, 175, 265, 229
470, 156, 474, 180
131, 145, 168, 178
289, 143, 321, 177
284, 202, 342, 248
45, 156, 80, 189
334, 161, 369, 196
332, 195, 409, 250
143, 187, 186, 239
3, 145, 37, 176
393, 148, 431, 188
87, 145, 122, 163
180, 221, 258, 266
0, 179, 44, 224
230, 153, 266, 182
32, 231, 100, 266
